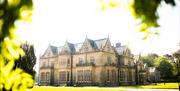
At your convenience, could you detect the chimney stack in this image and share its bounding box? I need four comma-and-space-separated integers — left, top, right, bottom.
116, 43, 121, 48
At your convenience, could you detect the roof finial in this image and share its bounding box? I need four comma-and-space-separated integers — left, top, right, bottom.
85, 34, 88, 39
65, 38, 68, 45
65, 38, 68, 42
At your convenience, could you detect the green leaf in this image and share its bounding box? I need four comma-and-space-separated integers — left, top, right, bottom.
108, 2, 119, 8
101, 5, 106, 11
143, 35, 148, 40
154, 32, 159, 35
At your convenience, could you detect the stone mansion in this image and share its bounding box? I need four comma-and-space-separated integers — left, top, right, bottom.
39, 37, 148, 86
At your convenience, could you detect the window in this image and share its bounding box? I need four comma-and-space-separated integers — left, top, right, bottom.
107, 57, 112, 64
46, 72, 50, 81
51, 62, 54, 67
67, 71, 69, 81
84, 44, 89, 52
112, 70, 116, 81
67, 59, 70, 65
41, 72, 45, 81
90, 57, 95, 64
128, 60, 131, 66
107, 69, 110, 81
59, 71, 66, 81
120, 70, 125, 81
47, 59, 49, 67
84, 70, 91, 81
79, 58, 84, 64
42, 62, 45, 67
60, 59, 66, 66
77, 70, 83, 81
129, 70, 132, 81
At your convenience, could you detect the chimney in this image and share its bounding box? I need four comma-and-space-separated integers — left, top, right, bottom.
116, 43, 121, 48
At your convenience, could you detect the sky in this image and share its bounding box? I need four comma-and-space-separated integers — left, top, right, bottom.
15, 0, 180, 71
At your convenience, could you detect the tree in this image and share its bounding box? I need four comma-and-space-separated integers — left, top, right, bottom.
99, 0, 178, 39
173, 49, 180, 89
141, 53, 158, 67
131, 0, 176, 39
14, 42, 36, 79
173, 50, 180, 72
155, 57, 176, 80
0, 0, 34, 91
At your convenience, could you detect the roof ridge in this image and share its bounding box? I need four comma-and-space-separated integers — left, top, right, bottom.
50, 45, 58, 48
94, 38, 107, 41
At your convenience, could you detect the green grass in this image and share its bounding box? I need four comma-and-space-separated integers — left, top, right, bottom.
32, 86, 126, 91
31, 83, 179, 91
120, 83, 179, 89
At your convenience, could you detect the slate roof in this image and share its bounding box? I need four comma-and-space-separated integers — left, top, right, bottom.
66, 38, 107, 52
43, 38, 128, 56
94, 38, 107, 49
115, 46, 128, 55
67, 42, 76, 53
49, 45, 58, 55
74, 43, 83, 52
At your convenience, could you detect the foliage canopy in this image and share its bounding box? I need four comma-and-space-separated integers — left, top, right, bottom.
14, 42, 36, 79
0, 0, 34, 91
99, 0, 177, 39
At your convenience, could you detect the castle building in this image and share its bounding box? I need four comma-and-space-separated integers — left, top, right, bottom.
39, 37, 138, 86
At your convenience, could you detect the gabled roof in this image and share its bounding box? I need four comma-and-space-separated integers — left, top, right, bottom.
74, 43, 83, 52
73, 38, 107, 52
94, 38, 107, 49
50, 45, 58, 55
88, 39, 96, 48
42, 45, 59, 57
115, 46, 128, 55
57, 46, 63, 53
60, 41, 76, 54
67, 42, 75, 53
42, 38, 129, 57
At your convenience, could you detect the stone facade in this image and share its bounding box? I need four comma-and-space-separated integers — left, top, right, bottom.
39, 37, 143, 86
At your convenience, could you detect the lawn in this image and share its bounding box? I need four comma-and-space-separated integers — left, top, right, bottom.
32, 86, 126, 91
31, 83, 179, 91
120, 83, 179, 89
